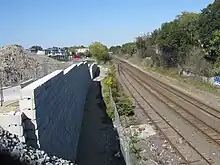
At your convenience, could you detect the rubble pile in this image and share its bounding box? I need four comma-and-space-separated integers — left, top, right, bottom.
0, 45, 40, 86
0, 127, 73, 165
0, 45, 69, 86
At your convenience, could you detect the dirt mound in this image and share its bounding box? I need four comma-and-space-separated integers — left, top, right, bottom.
0, 45, 67, 86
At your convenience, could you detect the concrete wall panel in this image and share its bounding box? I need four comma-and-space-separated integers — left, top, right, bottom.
17, 62, 92, 161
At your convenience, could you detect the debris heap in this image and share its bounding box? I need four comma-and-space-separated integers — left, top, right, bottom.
0, 45, 40, 86
0, 45, 69, 86
0, 127, 73, 165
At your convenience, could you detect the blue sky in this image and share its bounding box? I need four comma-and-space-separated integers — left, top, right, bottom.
0, 0, 213, 48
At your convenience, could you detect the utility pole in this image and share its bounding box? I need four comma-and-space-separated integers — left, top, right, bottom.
43, 60, 49, 76
0, 69, 4, 106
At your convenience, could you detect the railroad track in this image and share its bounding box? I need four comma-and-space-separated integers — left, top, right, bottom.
117, 64, 190, 164
115, 60, 220, 164
118, 60, 220, 144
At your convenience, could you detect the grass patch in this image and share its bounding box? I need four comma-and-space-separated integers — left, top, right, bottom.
85, 59, 96, 64
125, 55, 220, 95
102, 83, 115, 120
148, 66, 220, 95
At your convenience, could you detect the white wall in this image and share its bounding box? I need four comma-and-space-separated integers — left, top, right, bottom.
90, 63, 98, 79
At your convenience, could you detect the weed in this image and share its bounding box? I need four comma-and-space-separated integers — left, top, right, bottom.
102, 63, 134, 120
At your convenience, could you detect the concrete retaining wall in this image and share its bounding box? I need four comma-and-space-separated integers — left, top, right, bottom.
0, 111, 25, 142
20, 79, 34, 88
0, 62, 98, 162
90, 63, 98, 79
18, 62, 92, 161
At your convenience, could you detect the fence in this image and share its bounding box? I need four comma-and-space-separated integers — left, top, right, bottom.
109, 89, 134, 165
182, 70, 220, 87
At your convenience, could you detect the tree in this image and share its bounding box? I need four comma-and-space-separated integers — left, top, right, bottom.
198, 1, 220, 48
29, 45, 43, 53
89, 42, 109, 62
121, 42, 137, 56
84, 50, 92, 57
80, 45, 86, 48
210, 30, 220, 75
78, 52, 85, 57
154, 12, 200, 67
68, 47, 76, 56
136, 34, 155, 58
114, 0, 219, 75
109, 45, 121, 54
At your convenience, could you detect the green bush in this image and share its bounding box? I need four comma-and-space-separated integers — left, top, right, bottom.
103, 64, 134, 119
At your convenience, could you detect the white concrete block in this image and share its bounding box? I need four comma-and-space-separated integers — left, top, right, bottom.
18, 136, 25, 142
35, 129, 39, 140
7, 125, 23, 136
77, 62, 84, 66
0, 112, 22, 127
89, 63, 97, 79
0, 112, 23, 136
21, 110, 36, 119
19, 98, 33, 111
64, 64, 77, 75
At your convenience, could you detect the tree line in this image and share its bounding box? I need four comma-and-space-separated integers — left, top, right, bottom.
109, 0, 220, 77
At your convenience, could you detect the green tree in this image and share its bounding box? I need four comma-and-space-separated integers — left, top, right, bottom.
198, 0, 220, 48
89, 42, 109, 62
136, 33, 155, 58
155, 12, 199, 66
109, 45, 121, 54
84, 50, 92, 57
121, 42, 137, 56
30, 45, 43, 53
211, 30, 220, 75
210, 30, 220, 55
68, 47, 76, 56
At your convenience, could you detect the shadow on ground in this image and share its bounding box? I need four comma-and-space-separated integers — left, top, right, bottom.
75, 80, 126, 165
0, 152, 27, 165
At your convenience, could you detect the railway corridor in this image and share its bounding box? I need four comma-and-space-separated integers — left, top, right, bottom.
116, 59, 220, 165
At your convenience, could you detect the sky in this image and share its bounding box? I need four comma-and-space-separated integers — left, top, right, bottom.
0, 0, 214, 48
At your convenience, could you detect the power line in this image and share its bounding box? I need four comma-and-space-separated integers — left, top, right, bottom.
0, 70, 4, 106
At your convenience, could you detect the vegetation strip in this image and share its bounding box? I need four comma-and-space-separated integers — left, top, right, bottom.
102, 63, 134, 120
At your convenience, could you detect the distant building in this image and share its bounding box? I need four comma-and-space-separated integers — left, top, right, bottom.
44, 47, 68, 56
36, 50, 45, 55
75, 48, 89, 54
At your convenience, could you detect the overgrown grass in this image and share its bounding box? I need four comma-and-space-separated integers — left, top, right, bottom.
102, 63, 134, 120
127, 55, 220, 96
149, 66, 220, 95
86, 59, 96, 64
102, 84, 114, 120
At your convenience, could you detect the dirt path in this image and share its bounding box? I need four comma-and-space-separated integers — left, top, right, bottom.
75, 81, 125, 165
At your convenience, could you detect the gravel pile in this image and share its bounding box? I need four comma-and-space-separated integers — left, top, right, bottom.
0, 45, 39, 86
0, 126, 74, 165
0, 45, 70, 86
